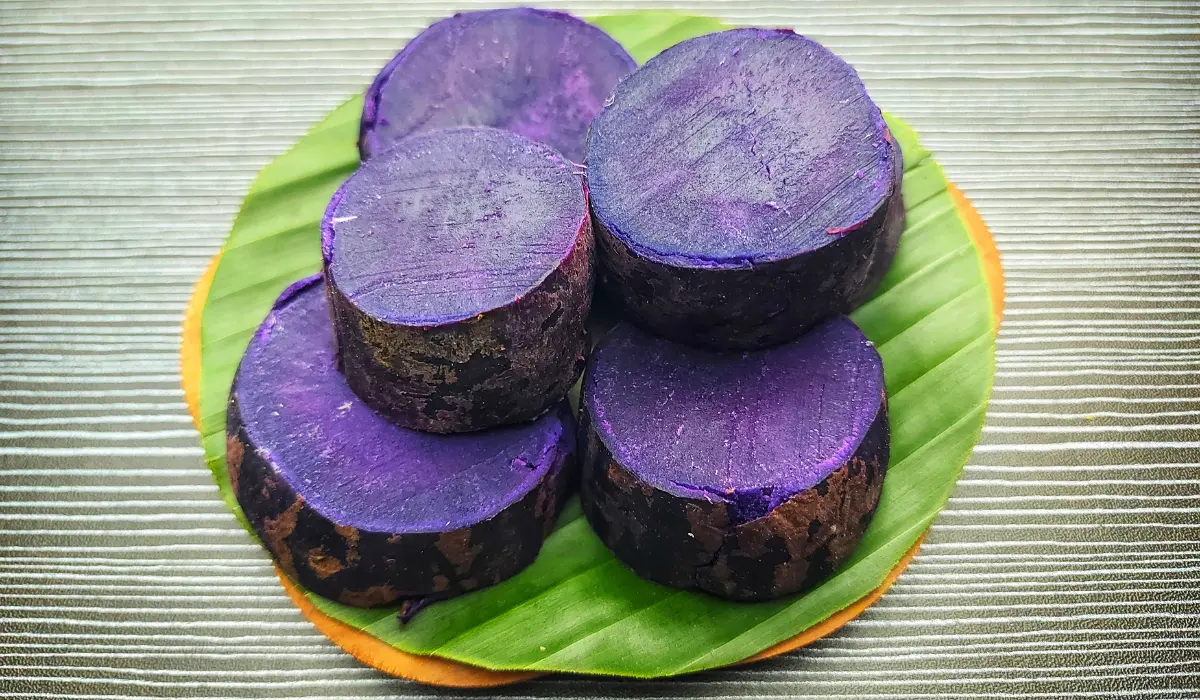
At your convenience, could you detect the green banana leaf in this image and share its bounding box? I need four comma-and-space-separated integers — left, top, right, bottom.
195, 12, 995, 678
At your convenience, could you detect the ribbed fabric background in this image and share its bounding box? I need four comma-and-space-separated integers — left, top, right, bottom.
2, 1, 1198, 697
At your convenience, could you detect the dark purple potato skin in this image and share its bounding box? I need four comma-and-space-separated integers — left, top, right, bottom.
323, 128, 593, 433
581, 403, 887, 601
587, 29, 902, 351
227, 277, 575, 607
579, 319, 889, 601
360, 7, 635, 163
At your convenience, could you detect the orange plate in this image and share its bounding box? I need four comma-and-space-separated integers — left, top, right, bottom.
180, 188, 1003, 687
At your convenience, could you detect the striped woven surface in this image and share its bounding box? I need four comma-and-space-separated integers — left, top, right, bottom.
2, 0, 1198, 697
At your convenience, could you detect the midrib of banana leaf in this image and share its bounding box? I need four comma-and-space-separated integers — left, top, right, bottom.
194, 11, 995, 678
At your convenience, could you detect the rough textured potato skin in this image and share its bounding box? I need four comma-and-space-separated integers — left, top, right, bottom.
226, 396, 574, 608
594, 197, 897, 352
326, 219, 593, 434
579, 393, 889, 601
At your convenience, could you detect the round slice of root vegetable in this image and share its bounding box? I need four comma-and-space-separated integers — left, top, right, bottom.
323, 127, 593, 434
360, 7, 635, 163
227, 276, 575, 608
587, 28, 903, 351
579, 318, 888, 601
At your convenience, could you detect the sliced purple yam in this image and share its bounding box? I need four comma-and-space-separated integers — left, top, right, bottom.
323, 127, 593, 434
579, 318, 889, 601
227, 276, 574, 607
587, 28, 903, 351
360, 7, 635, 163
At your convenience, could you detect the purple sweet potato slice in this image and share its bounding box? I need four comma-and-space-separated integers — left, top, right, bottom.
360, 7, 635, 163
587, 28, 904, 351
579, 318, 888, 601
227, 276, 574, 607
322, 127, 593, 434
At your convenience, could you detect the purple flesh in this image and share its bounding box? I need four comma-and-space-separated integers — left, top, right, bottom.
360, 7, 635, 163
326, 127, 585, 327
586, 318, 882, 514
227, 276, 574, 606
587, 29, 902, 350
322, 128, 593, 433
580, 318, 889, 600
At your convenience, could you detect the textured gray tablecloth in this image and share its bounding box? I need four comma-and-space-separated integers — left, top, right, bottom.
2, 1, 1199, 697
